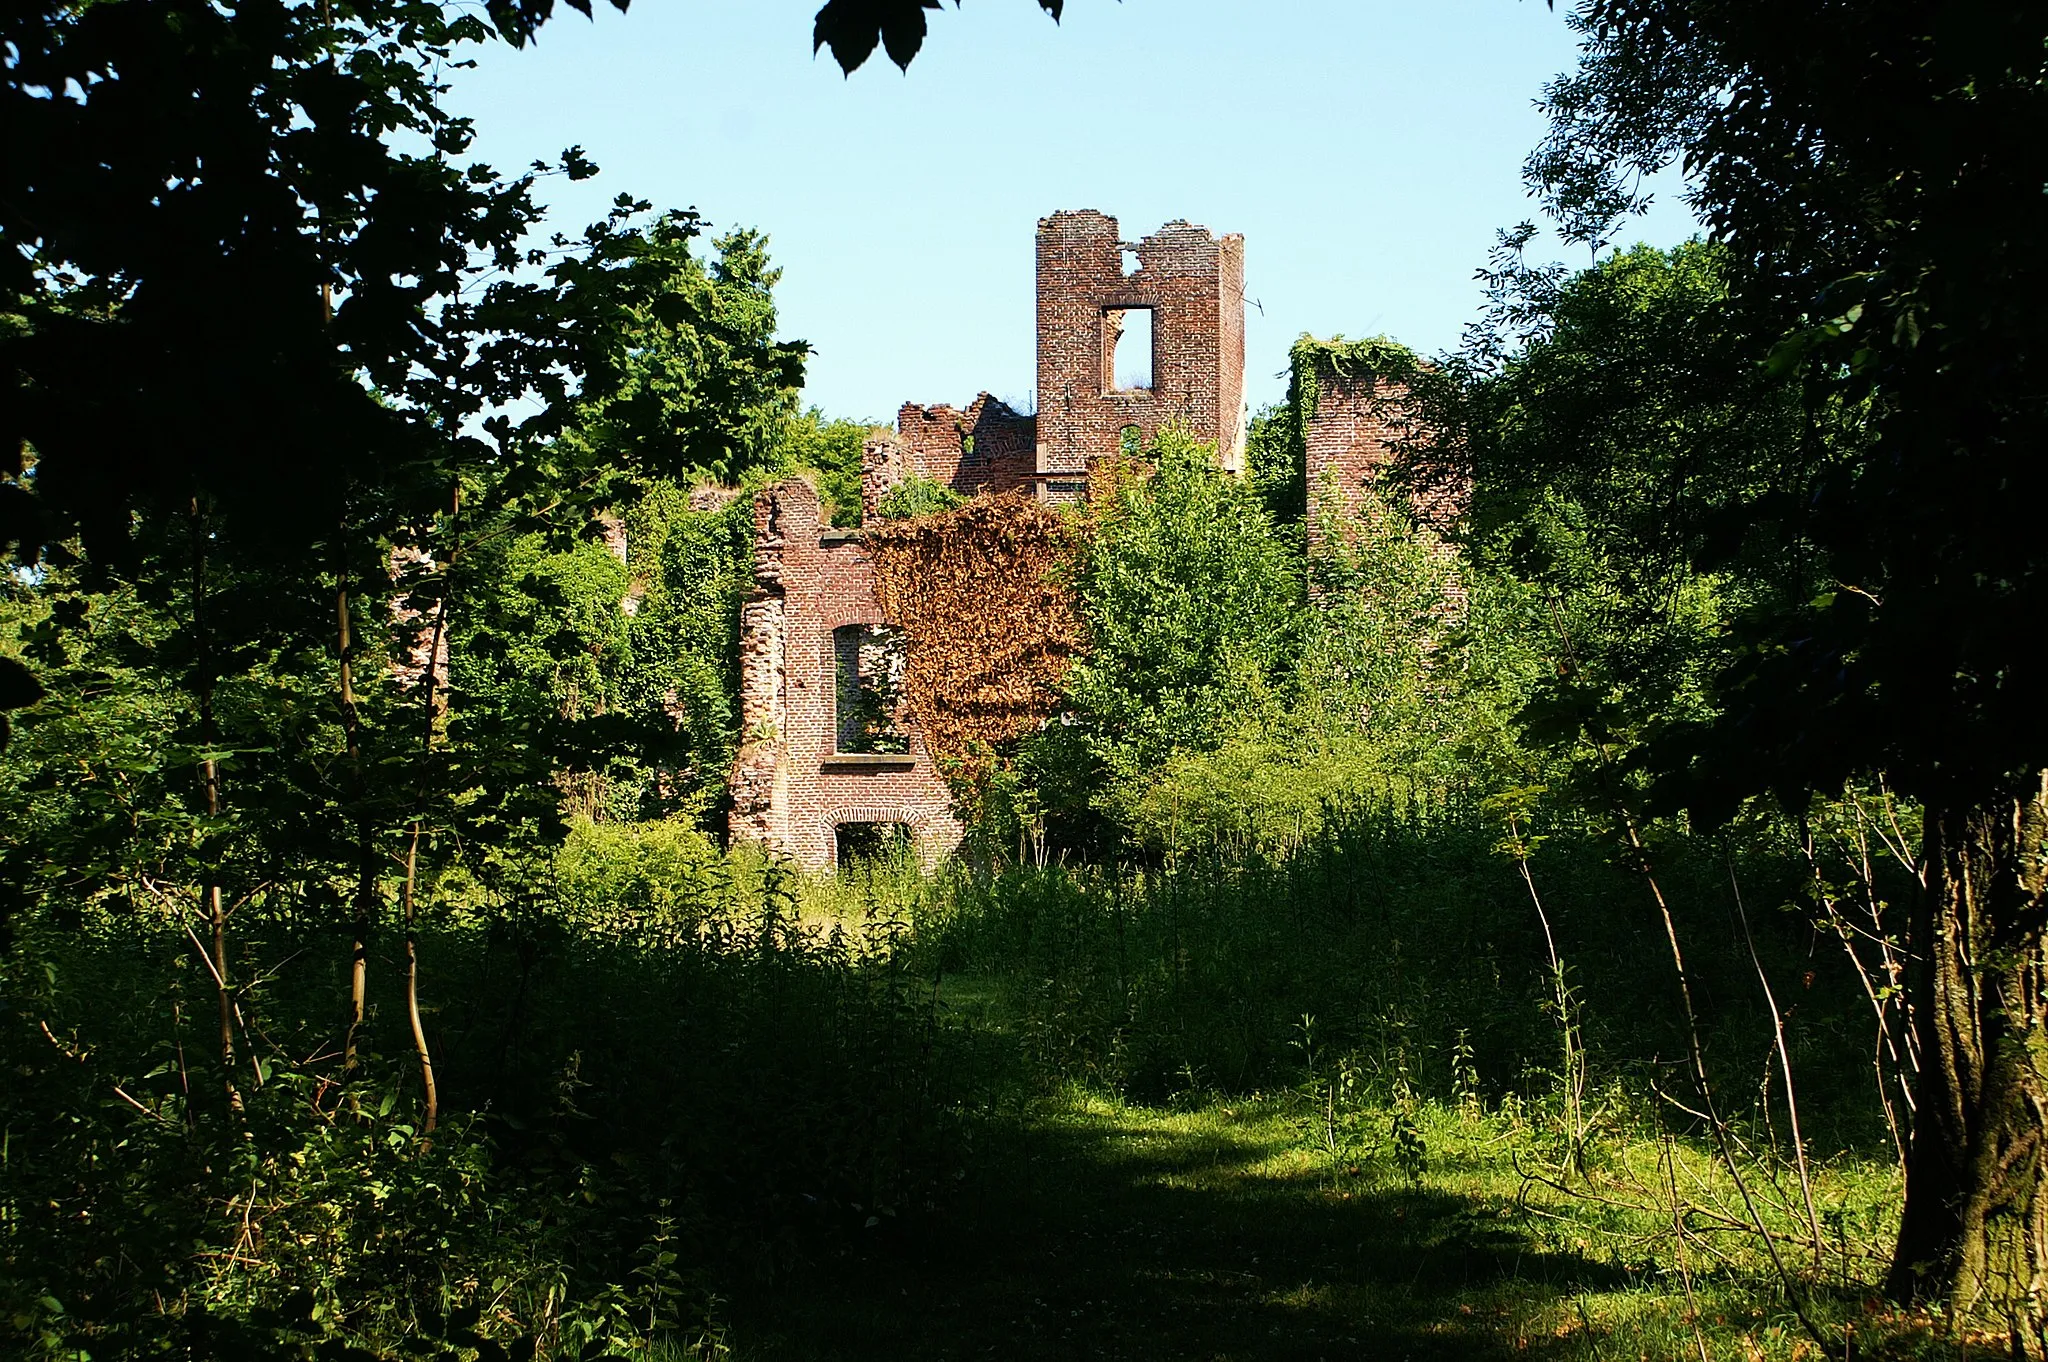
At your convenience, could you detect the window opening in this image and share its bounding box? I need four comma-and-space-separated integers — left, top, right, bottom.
836, 820, 914, 869
833, 623, 911, 754
1118, 424, 1144, 460
1105, 307, 1153, 391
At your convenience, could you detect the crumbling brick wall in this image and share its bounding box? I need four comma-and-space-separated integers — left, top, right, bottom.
1034, 210, 1246, 481
1301, 362, 1471, 619
867, 394, 1038, 518
1302, 366, 1466, 541
1304, 370, 1412, 549
728, 478, 964, 869
865, 211, 1246, 515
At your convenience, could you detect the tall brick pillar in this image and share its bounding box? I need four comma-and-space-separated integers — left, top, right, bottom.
729, 488, 793, 854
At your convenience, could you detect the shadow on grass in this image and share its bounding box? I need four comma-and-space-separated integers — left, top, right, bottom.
727, 1096, 1632, 1361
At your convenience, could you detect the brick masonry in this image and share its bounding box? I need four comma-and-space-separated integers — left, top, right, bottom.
728, 478, 964, 869
1301, 363, 1470, 616
731, 210, 1454, 870
863, 210, 1247, 513
1033, 210, 1246, 480
1302, 365, 1467, 539
866, 394, 1039, 518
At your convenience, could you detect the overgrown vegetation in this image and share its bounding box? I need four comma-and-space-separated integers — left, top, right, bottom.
0, 241, 1970, 1360
7, 0, 2043, 1356
864, 492, 1083, 789
2, 830, 960, 1359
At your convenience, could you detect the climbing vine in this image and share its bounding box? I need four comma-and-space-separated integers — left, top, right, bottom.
863, 494, 1085, 781
1286, 335, 1427, 421
1248, 337, 1430, 522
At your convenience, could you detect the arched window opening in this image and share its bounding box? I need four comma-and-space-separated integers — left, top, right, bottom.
836, 820, 915, 869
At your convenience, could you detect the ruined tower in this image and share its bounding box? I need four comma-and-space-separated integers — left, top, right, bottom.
866, 211, 1248, 515
1033, 210, 1247, 483
735, 210, 1250, 869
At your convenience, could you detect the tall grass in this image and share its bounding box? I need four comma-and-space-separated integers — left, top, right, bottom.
913, 798, 1885, 1155
4, 801, 1925, 1359
2, 821, 962, 1360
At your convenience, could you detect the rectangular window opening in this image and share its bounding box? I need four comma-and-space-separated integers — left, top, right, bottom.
1106, 307, 1154, 392
834, 623, 911, 755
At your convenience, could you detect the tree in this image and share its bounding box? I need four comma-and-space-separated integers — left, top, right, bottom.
6, 0, 549, 573
811, 0, 1063, 74
1462, 239, 1814, 789
1526, 0, 2048, 1329
1052, 428, 1301, 840
0, 0, 811, 1136
545, 215, 807, 491
446, 216, 804, 833
780, 408, 879, 526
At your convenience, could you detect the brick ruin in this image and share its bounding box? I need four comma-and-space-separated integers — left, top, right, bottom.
869, 210, 1248, 515
1033, 210, 1248, 485
1300, 363, 1463, 542
728, 477, 962, 868
729, 210, 1454, 869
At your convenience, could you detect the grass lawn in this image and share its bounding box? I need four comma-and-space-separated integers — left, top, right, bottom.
724, 984, 1901, 1362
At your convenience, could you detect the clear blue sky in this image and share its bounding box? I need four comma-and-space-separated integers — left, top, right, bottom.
446, 0, 1700, 422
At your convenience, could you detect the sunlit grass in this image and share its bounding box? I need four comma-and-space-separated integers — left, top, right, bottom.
840, 1078, 1907, 1362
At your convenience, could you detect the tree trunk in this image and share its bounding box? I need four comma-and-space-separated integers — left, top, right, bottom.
191, 498, 245, 1118
402, 817, 437, 1135
398, 484, 457, 1137
337, 584, 373, 1076
1887, 769, 2048, 1345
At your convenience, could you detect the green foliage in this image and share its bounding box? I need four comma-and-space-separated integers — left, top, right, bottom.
458, 527, 633, 728
11, 0, 1998, 1349
778, 408, 878, 528
0, 833, 959, 1360
1123, 735, 1378, 862
452, 483, 756, 830
1242, 403, 1302, 523
1, 7, 912, 1351
1056, 427, 1302, 832
553, 817, 725, 921
0, 514, 427, 948
1303, 483, 1536, 779
1525, 8, 2048, 1316
621, 489, 758, 819
2, 0, 782, 588
873, 476, 966, 523
1288, 335, 1428, 405
994, 419, 1538, 862
812, 0, 1064, 74
1527, 1, 2048, 809
0, 0, 816, 915
550, 216, 811, 490
914, 799, 1879, 1144
1462, 239, 1808, 794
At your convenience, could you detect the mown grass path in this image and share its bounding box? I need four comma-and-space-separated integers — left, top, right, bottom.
730, 1090, 1661, 1361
